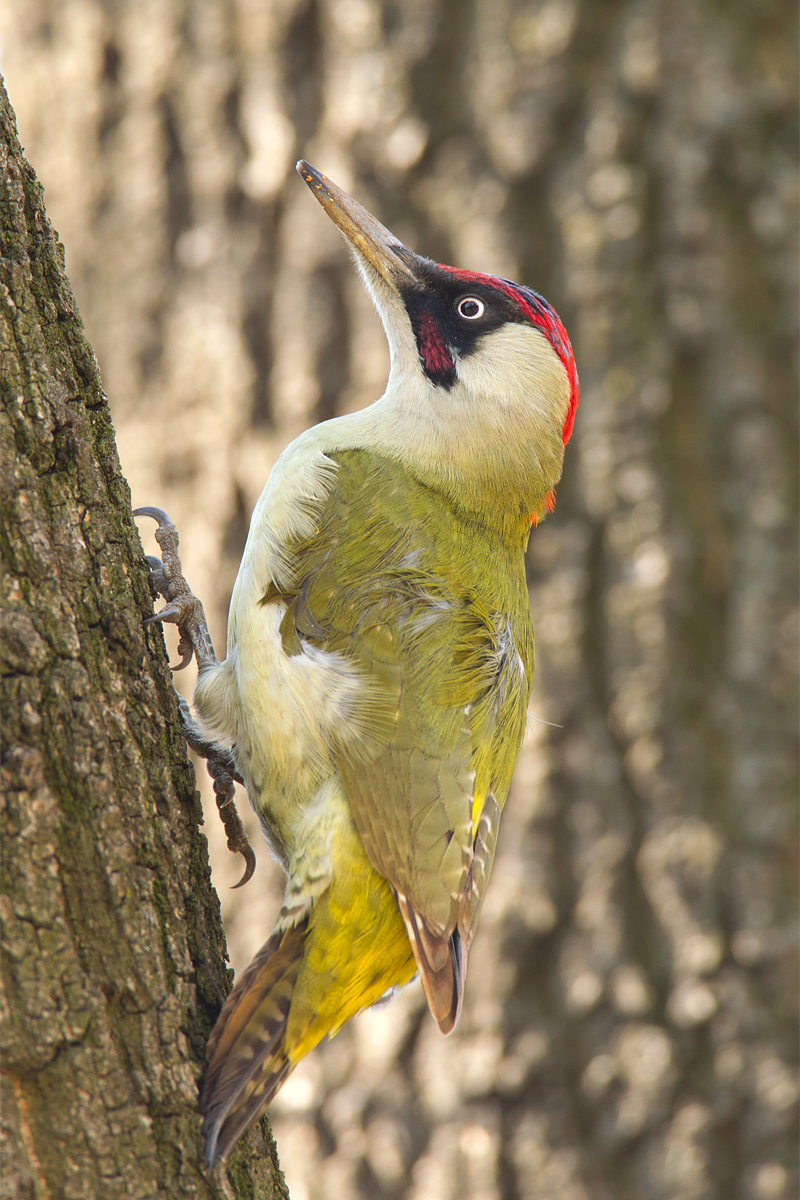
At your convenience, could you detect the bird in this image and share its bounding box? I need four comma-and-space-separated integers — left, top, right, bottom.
152, 161, 578, 1165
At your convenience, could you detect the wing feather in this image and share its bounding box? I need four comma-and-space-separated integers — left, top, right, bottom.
268, 449, 533, 1028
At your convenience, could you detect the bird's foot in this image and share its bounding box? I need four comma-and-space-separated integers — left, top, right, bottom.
136, 506, 256, 888
134, 506, 216, 671
177, 697, 256, 889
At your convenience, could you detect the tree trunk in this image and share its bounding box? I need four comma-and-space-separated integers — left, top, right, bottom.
0, 81, 287, 1199
2, 1, 797, 1196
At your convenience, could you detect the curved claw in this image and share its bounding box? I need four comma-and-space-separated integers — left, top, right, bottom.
171, 630, 195, 671
231, 843, 257, 890
143, 599, 188, 626
143, 605, 196, 672
143, 610, 168, 627
134, 506, 174, 528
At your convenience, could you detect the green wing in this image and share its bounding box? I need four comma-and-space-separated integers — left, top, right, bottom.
266, 449, 534, 1029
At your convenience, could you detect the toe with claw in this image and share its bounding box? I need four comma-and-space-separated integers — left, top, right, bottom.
177, 698, 256, 889
134, 506, 216, 671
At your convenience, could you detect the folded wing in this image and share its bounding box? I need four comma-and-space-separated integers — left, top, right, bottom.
267, 449, 533, 1031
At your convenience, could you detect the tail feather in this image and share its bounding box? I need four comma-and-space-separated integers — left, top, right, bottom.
201, 918, 308, 1165
394, 892, 468, 1034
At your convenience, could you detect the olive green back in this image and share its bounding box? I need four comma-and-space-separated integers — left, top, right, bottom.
264, 448, 534, 945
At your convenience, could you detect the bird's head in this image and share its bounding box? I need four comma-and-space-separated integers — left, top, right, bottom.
298, 161, 578, 534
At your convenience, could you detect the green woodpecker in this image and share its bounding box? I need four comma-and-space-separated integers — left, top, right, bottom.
191, 162, 578, 1164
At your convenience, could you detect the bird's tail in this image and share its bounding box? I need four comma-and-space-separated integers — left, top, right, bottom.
201, 848, 418, 1165
201, 919, 307, 1165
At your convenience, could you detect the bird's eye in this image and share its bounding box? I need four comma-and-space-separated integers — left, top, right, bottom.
457, 296, 485, 320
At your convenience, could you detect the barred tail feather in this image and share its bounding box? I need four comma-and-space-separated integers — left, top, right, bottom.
201, 917, 308, 1166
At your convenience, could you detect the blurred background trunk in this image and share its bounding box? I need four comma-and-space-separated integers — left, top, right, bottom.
3, 1, 796, 1197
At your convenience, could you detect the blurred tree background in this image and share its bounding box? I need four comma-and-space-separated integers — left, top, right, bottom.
2, 1, 797, 1197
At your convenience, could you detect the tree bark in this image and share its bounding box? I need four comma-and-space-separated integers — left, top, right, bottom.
0, 81, 288, 1199
1, 1, 797, 1197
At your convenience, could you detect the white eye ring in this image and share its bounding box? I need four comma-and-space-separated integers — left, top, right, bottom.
457, 296, 485, 320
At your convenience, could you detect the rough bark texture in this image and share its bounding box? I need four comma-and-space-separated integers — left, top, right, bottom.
0, 82, 288, 1199
2, 2, 797, 1198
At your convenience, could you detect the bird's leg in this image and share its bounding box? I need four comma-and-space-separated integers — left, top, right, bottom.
175, 695, 256, 890
135, 507, 256, 888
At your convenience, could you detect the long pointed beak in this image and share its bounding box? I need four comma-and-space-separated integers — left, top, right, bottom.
297, 160, 421, 290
